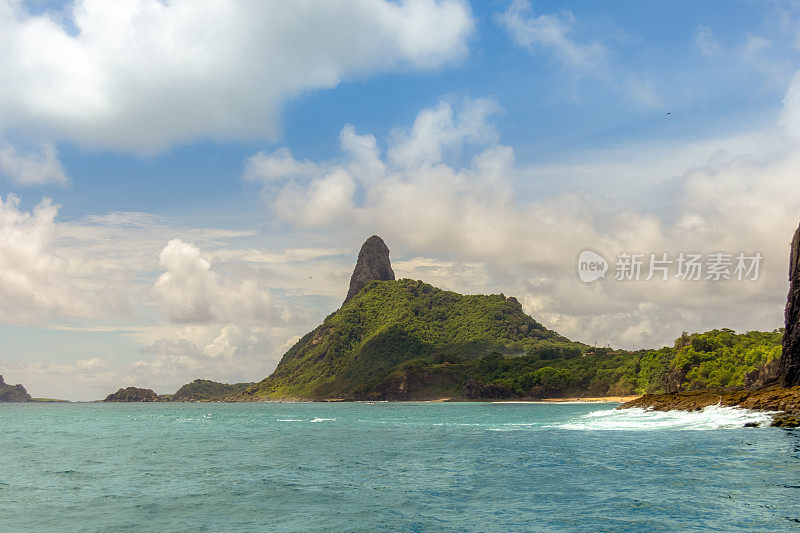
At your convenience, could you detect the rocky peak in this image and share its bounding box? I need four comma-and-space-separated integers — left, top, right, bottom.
344, 235, 395, 304
781, 221, 800, 387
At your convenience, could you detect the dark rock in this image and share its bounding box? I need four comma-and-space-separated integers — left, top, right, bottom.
620, 385, 800, 417
372, 368, 457, 401
343, 235, 395, 304
662, 363, 692, 394
462, 380, 514, 400
771, 416, 800, 428
745, 358, 781, 388
781, 221, 800, 387
0, 375, 33, 402
104, 387, 160, 402
743, 422, 760, 427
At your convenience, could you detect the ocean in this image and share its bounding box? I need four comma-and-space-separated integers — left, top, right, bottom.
1, 402, 798, 532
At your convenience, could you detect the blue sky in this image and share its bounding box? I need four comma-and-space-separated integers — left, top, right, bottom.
22, 0, 798, 217
2, 0, 800, 399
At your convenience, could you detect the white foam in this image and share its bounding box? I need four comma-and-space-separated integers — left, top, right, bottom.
309, 417, 336, 423
555, 404, 777, 431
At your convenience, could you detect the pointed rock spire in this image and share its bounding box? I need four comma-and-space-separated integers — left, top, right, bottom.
781, 221, 800, 386
344, 235, 395, 304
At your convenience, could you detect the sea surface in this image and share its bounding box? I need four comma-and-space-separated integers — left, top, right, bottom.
1, 402, 799, 532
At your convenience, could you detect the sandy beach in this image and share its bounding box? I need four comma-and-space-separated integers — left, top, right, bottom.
488, 395, 641, 404
537, 395, 641, 403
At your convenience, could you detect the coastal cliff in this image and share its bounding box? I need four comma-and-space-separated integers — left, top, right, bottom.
781, 221, 800, 386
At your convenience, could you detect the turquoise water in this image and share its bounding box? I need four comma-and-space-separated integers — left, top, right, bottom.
1, 402, 799, 532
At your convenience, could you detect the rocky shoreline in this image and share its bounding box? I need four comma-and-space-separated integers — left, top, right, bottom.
619, 385, 800, 427
618, 221, 800, 429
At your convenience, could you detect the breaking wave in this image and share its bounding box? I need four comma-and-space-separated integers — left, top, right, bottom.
555, 405, 777, 430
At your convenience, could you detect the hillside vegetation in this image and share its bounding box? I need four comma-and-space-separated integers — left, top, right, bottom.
372, 328, 781, 400
236, 279, 585, 400
235, 277, 782, 401
172, 379, 255, 401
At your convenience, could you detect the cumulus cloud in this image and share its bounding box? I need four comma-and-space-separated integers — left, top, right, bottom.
0, 0, 473, 152
0, 223, 337, 399
154, 239, 288, 324
0, 194, 94, 324
248, 85, 800, 348
2, 357, 118, 401
0, 141, 68, 185
497, 0, 658, 107
135, 323, 291, 380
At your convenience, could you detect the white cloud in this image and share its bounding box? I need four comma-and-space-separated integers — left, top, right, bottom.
0, 0, 473, 153
0, 204, 352, 399
498, 0, 604, 71
0, 194, 94, 324
243, 148, 322, 183
0, 141, 68, 185
497, 0, 658, 107
249, 84, 800, 348
693, 19, 798, 87
123, 321, 300, 395
154, 239, 288, 324
388, 99, 500, 167
2, 358, 119, 401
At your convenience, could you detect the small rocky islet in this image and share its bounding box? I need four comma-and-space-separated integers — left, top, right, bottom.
102, 380, 256, 402
0, 375, 32, 402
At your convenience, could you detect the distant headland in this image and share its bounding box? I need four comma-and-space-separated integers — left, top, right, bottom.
95, 235, 786, 411
5, 232, 797, 425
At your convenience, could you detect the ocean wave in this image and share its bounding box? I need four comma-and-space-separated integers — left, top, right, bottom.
554, 405, 777, 431
309, 417, 336, 423
276, 418, 302, 422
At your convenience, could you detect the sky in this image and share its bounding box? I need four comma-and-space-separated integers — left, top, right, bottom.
2, 0, 800, 400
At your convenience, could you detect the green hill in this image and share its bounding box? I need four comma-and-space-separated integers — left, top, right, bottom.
172, 379, 255, 401
234, 287, 782, 401
234, 278, 586, 400
231, 236, 782, 402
